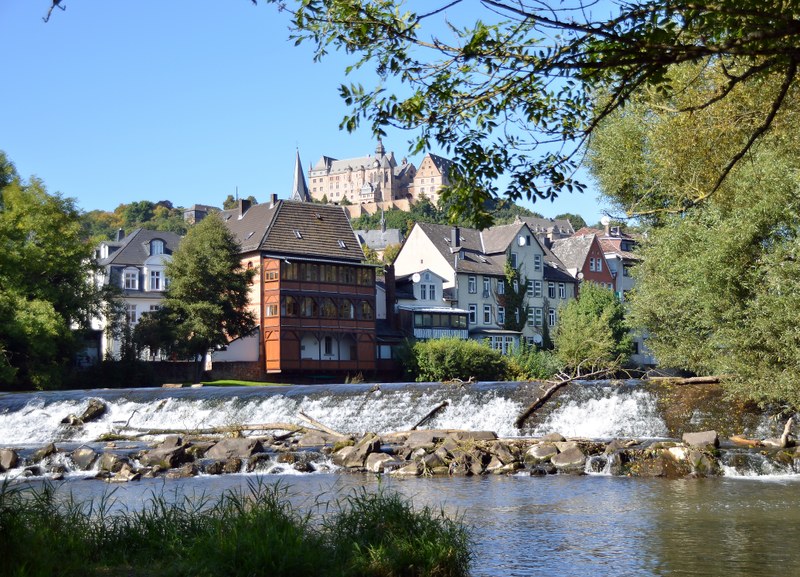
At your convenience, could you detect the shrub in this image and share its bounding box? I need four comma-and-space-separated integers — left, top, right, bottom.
412, 338, 509, 382
507, 346, 564, 380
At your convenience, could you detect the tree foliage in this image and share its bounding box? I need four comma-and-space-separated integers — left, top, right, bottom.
81, 200, 188, 242
589, 58, 800, 406
156, 214, 256, 378
0, 152, 108, 389
554, 282, 632, 371
259, 0, 800, 226
499, 257, 527, 332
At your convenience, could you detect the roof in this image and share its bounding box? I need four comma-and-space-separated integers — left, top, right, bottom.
421, 153, 453, 176
550, 234, 596, 273
98, 228, 182, 266
516, 215, 574, 236
220, 200, 365, 262
356, 228, 404, 251
290, 150, 311, 202
414, 221, 506, 276
576, 226, 641, 261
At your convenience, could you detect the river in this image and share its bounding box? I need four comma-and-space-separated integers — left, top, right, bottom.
2, 382, 799, 576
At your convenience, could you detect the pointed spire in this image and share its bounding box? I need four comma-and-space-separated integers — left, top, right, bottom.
291, 149, 311, 202
375, 138, 385, 157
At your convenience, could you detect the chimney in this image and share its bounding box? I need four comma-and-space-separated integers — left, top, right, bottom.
238, 199, 251, 217
270, 193, 279, 208
385, 264, 397, 329
116, 228, 125, 241
451, 226, 460, 248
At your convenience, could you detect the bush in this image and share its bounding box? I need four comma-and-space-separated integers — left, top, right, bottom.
412, 338, 509, 382
507, 346, 564, 380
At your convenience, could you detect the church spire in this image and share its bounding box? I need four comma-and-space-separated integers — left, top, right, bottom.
290, 149, 311, 202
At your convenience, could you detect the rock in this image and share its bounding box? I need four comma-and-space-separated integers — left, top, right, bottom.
404, 430, 443, 451
205, 438, 264, 460
421, 451, 447, 470
554, 441, 580, 453
551, 446, 586, 473
540, 433, 566, 443
343, 433, 381, 468
222, 458, 242, 474
70, 447, 98, 470
688, 450, 720, 477
160, 435, 183, 450
98, 452, 128, 473
626, 450, 692, 478
605, 439, 636, 454
490, 442, 517, 465
525, 443, 558, 463
162, 383, 183, 388
166, 463, 198, 479
139, 445, 188, 468
605, 451, 628, 476
200, 460, 225, 475
391, 462, 422, 476
79, 399, 107, 423
297, 432, 333, 447
246, 453, 272, 472
109, 463, 140, 483
0, 448, 19, 471
365, 453, 394, 473
332, 446, 356, 467
682, 430, 719, 449
32, 443, 57, 463
449, 431, 497, 442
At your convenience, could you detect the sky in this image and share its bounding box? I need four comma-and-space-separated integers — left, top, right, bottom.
1, 1, 610, 225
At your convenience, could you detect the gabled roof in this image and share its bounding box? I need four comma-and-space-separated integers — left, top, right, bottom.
421, 153, 453, 176
481, 221, 531, 254
550, 234, 596, 273
356, 228, 404, 251
98, 228, 182, 266
220, 200, 365, 262
575, 226, 640, 261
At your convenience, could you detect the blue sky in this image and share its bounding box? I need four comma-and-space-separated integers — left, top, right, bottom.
1, 1, 609, 225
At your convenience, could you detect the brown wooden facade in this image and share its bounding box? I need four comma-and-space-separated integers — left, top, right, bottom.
259, 256, 377, 374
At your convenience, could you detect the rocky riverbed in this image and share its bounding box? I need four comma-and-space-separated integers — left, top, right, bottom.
2, 426, 799, 482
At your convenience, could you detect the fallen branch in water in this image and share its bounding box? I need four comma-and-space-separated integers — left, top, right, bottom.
514, 362, 617, 429
297, 412, 349, 440
116, 422, 307, 436
647, 375, 726, 385
411, 401, 449, 431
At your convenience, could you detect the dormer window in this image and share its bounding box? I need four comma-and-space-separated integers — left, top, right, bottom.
150, 239, 164, 256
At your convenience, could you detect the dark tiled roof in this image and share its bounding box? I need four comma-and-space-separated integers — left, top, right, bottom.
220, 200, 365, 262
414, 221, 506, 276
99, 228, 182, 266
517, 216, 574, 236
356, 228, 404, 251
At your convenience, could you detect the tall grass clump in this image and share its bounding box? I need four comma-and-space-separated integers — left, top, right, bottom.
0, 480, 472, 577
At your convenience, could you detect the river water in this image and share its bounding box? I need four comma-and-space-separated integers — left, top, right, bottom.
2, 382, 799, 576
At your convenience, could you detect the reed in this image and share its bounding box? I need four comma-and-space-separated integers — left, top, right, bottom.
0, 480, 471, 577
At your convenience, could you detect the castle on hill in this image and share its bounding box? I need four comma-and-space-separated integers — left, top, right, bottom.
292, 141, 452, 218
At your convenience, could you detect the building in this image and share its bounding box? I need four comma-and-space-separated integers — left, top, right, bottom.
551, 233, 615, 291
392, 269, 469, 341
182, 204, 219, 224
308, 140, 416, 205
220, 197, 377, 376
409, 153, 453, 206
574, 225, 641, 300
515, 215, 575, 243
393, 221, 576, 352
92, 228, 182, 360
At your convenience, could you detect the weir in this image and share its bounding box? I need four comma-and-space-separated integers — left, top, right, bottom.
0, 380, 796, 479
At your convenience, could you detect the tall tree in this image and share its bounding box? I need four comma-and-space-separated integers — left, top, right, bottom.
554, 282, 632, 372
159, 214, 256, 380
255, 0, 800, 226
0, 152, 108, 389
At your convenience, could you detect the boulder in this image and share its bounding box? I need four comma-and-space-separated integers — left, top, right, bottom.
166, 463, 199, 479
404, 430, 444, 450
0, 448, 19, 471
32, 443, 57, 463
222, 458, 242, 474
525, 444, 558, 463
540, 433, 566, 443
391, 462, 422, 476
205, 438, 264, 460
138, 445, 187, 468
342, 433, 381, 468
98, 452, 128, 473
688, 450, 721, 476
246, 453, 272, 472
490, 442, 517, 465
365, 453, 395, 473
200, 460, 225, 475
70, 447, 98, 471
109, 463, 140, 483
79, 399, 107, 423
551, 446, 587, 473
332, 446, 356, 467
160, 435, 183, 450
450, 431, 497, 442
682, 430, 719, 449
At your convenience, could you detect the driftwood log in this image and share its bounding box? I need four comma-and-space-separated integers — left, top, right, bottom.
117, 423, 306, 436
411, 401, 449, 430
648, 375, 724, 385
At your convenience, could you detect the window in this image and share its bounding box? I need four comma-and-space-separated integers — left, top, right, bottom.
265, 304, 279, 317
429, 285, 436, 301
510, 252, 518, 268
339, 299, 355, 320
359, 301, 374, 320
548, 308, 556, 327
533, 255, 542, 271
125, 304, 137, 324
321, 265, 338, 283
340, 267, 356, 284
282, 261, 299, 281
357, 268, 373, 286
558, 283, 566, 299
497, 280, 505, 295
149, 305, 161, 312
483, 304, 492, 324
324, 336, 333, 356
468, 275, 477, 294
482, 277, 490, 297
468, 304, 477, 324
548, 282, 556, 299
533, 281, 543, 298
123, 270, 138, 290
320, 298, 338, 318
497, 306, 505, 325
420, 284, 427, 300
589, 257, 596, 272
534, 307, 543, 326
149, 270, 162, 291
301, 297, 318, 318
597, 258, 603, 272
303, 263, 319, 282
150, 239, 164, 255
283, 296, 299, 317
527, 308, 534, 326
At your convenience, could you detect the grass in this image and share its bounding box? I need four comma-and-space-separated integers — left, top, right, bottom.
0, 480, 472, 577
199, 379, 286, 387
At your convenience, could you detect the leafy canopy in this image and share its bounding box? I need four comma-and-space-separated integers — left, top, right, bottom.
258, 0, 800, 226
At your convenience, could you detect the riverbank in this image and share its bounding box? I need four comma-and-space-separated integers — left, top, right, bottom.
0, 480, 470, 577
